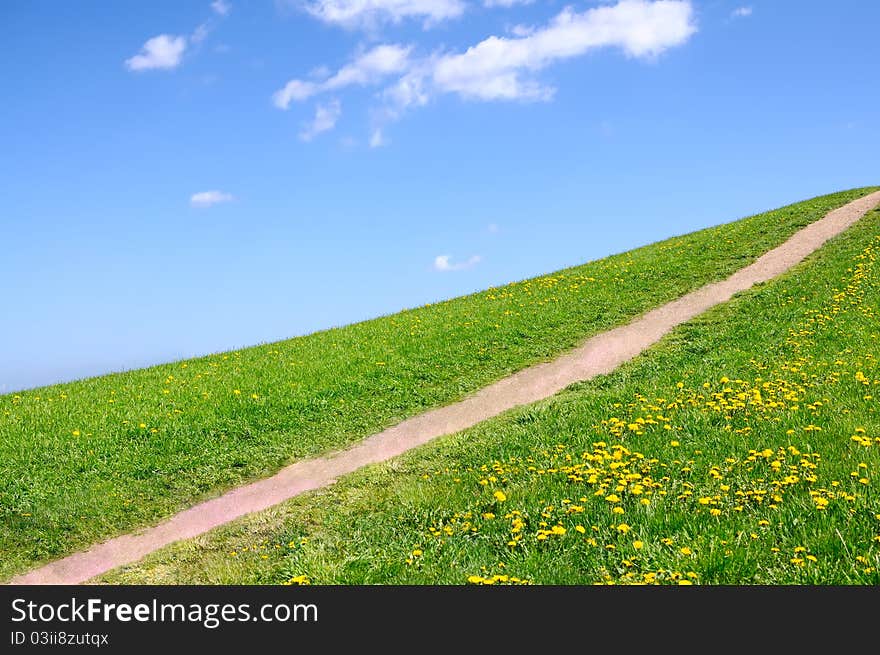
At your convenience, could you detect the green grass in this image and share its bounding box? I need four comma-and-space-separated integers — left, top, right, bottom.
99, 202, 880, 585
2, 188, 876, 582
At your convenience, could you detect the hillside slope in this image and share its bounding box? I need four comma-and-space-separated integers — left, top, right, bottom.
103, 202, 880, 585
2, 187, 877, 581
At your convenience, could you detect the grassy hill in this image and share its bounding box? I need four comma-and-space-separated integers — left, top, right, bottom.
2, 187, 877, 582
102, 199, 880, 585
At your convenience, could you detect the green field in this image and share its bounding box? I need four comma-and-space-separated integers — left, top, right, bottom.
101, 201, 880, 585
2, 187, 877, 582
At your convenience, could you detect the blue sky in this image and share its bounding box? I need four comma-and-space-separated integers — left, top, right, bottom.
1, 0, 878, 393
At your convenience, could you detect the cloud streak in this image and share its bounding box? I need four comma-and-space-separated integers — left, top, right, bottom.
190, 190, 235, 207
274, 45, 412, 108
483, 0, 534, 7
433, 254, 482, 272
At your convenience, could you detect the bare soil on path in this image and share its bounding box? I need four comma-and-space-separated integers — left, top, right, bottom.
10, 190, 880, 585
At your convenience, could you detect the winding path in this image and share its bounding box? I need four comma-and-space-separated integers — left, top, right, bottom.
10, 190, 880, 585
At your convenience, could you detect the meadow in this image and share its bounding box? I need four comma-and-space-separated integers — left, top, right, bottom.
2, 188, 877, 581
101, 202, 880, 585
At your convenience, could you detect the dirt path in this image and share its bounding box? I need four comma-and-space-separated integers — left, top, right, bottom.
10, 190, 880, 585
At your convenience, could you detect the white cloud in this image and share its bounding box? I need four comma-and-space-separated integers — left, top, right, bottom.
274, 44, 412, 108
299, 100, 343, 141
432, 0, 697, 101
125, 35, 187, 71
128, 5, 230, 72
487, 223, 500, 234
731, 6, 752, 18
302, 0, 465, 29
433, 254, 482, 272
275, 1, 696, 143
190, 190, 235, 207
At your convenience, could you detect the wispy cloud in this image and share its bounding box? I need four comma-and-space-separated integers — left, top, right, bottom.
299, 100, 343, 141
731, 6, 753, 18
193, 1, 234, 46
190, 190, 235, 207
509, 23, 535, 37
301, 0, 465, 30
125, 35, 187, 71
369, 128, 388, 148
191, 23, 211, 44
212, 0, 232, 16
487, 223, 500, 234
433, 254, 482, 272
274, 45, 412, 109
